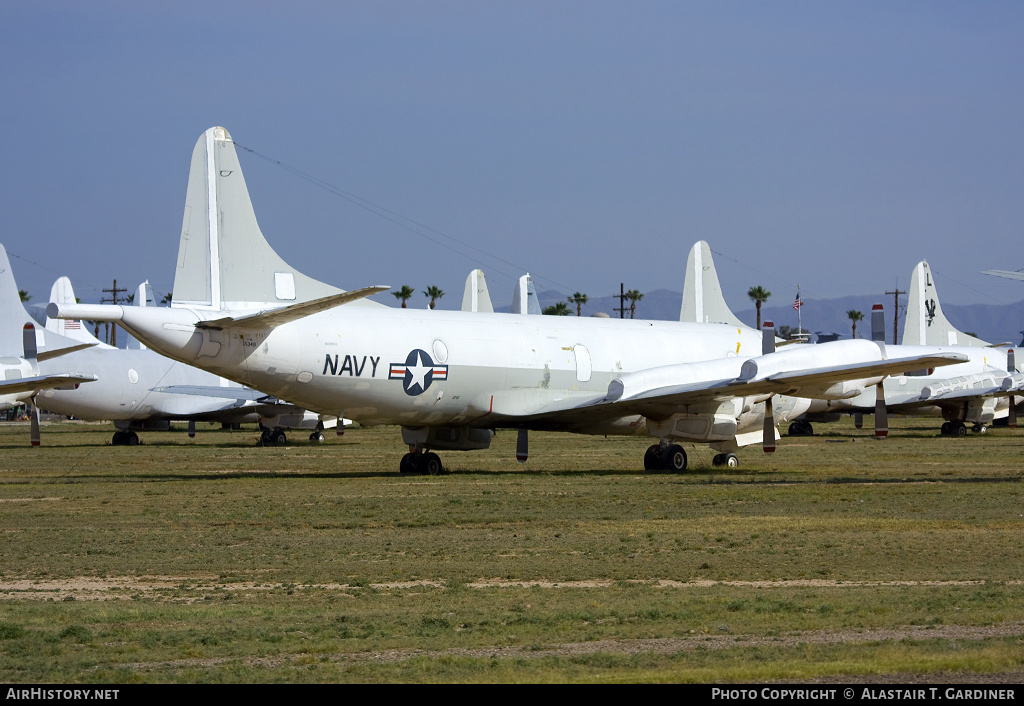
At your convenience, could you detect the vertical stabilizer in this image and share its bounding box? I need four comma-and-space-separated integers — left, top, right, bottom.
174, 127, 376, 311
461, 269, 494, 313
680, 241, 752, 329
0, 245, 35, 355
904, 261, 989, 346
46, 277, 110, 348
511, 273, 541, 315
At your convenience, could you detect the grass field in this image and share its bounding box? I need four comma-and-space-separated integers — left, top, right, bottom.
0, 417, 1022, 683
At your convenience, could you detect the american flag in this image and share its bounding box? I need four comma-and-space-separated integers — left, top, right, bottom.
793, 291, 803, 310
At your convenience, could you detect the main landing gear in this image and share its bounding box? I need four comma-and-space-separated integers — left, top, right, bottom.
787, 420, 814, 436
940, 421, 985, 436
260, 428, 288, 445
712, 453, 739, 468
111, 430, 139, 446
644, 444, 687, 472
400, 451, 444, 475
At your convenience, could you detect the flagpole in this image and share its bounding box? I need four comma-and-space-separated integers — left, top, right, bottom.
797, 284, 802, 336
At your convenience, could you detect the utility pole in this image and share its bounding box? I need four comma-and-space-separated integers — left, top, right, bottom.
613, 283, 626, 319
101, 279, 128, 347
885, 285, 906, 344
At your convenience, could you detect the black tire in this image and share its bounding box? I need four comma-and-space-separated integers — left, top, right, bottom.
112, 431, 124, 446
712, 453, 724, 467
125, 431, 139, 446
399, 453, 419, 474
664, 444, 687, 472
788, 421, 813, 436
272, 430, 287, 444
940, 422, 951, 436
309, 432, 325, 442
723, 453, 739, 468
643, 444, 662, 471
953, 422, 967, 437
424, 452, 443, 476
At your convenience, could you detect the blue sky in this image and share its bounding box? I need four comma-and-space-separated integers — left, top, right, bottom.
2, 1, 1022, 316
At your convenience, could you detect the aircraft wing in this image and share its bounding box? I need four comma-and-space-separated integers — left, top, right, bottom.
153, 386, 323, 419
914, 372, 1024, 404
490, 342, 969, 424
981, 269, 1024, 282
196, 286, 390, 331
153, 385, 269, 401
0, 373, 97, 397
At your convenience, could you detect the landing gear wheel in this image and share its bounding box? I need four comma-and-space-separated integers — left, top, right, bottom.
309, 431, 325, 442
940, 422, 951, 436
788, 421, 814, 436
423, 452, 443, 476
399, 453, 419, 475
972, 424, 987, 434
643, 444, 663, 471
953, 421, 967, 437
260, 429, 288, 446
125, 431, 139, 446
663, 444, 687, 472
112, 431, 124, 446
713, 453, 738, 468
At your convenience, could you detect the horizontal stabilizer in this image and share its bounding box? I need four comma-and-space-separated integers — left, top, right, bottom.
196, 286, 390, 330
0, 373, 97, 396
36, 343, 96, 363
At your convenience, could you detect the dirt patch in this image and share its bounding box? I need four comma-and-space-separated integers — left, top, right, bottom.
0, 576, 1016, 601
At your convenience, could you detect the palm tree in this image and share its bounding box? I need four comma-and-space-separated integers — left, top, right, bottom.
747, 286, 771, 329
161, 292, 173, 306
568, 292, 588, 316
393, 285, 415, 309
542, 302, 570, 316
18, 290, 30, 303
847, 309, 864, 339
625, 289, 644, 319
423, 285, 445, 310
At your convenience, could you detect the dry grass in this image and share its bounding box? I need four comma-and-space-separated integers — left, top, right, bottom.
0, 417, 1022, 682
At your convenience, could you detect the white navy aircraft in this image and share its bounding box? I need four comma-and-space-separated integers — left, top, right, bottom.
51, 127, 968, 473
842, 261, 1023, 435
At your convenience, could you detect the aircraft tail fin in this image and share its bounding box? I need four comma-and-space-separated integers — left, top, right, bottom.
0, 245, 35, 354
46, 277, 110, 348
173, 127, 379, 311
680, 241, 752, 329
904, 261, 989, 346
461, 269, 494, 313
511, 273, 541, 315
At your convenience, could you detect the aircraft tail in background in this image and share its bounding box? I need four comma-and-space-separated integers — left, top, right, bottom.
461, 269, 494, 313
679, 241, 753, 330
46, 277, 111, 349
904, 261, 989, 347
